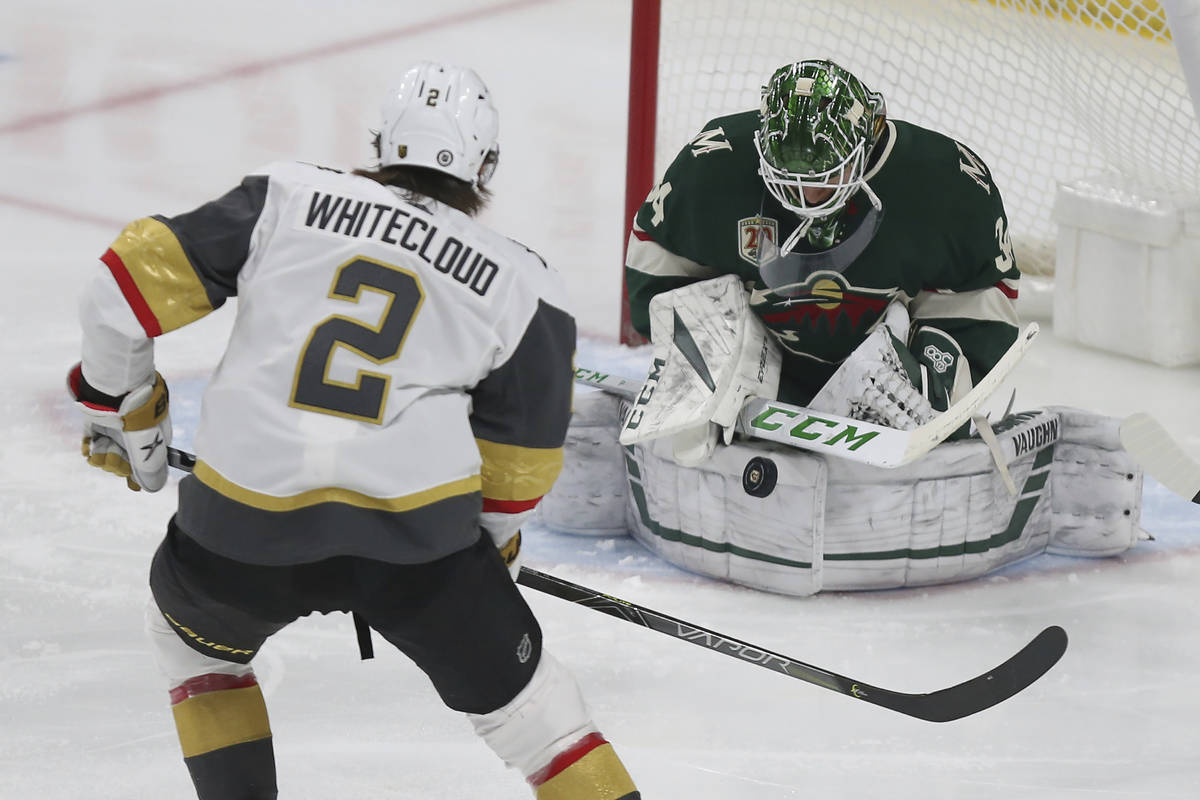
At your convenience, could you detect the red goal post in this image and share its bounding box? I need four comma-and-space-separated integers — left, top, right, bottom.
619, 0, 1200, 345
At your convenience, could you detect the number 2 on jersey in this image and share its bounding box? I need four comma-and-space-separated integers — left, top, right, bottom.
290, 256, 424, 423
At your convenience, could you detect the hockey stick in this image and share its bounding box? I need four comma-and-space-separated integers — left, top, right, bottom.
516, 567, 1067, 722
164, 445, 1065, 720
576, 322, 1039, 469
1119, 412, 1200, 505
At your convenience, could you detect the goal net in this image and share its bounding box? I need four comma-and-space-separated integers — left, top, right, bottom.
622, 0, 1200, 340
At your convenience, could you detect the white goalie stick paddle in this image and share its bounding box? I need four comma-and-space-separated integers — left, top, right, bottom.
1119, 412, 1200, 505
161, 446, 1065, 722
577, 322, 1039, 469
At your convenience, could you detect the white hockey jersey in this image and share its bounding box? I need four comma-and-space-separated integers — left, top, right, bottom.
79, 161, 575, 565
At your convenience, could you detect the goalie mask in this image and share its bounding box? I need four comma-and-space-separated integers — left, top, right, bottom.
379, 61, 500, 187
755, 60, 886, 252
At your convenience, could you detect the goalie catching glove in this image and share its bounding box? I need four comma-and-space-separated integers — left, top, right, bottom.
67, 364, 172, 492
809, 302, 971, 433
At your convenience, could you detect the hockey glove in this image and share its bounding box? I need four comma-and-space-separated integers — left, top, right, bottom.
67, 364, 172, 492
897, 325, 974, 440
810, 304, 935, 431
908, 325, 971, 415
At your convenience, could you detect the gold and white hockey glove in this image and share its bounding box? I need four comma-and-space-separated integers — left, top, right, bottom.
67, 364, 172, 492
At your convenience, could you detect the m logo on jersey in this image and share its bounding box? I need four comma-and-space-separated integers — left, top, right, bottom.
754, 270, 895, 339
690, 127, 733, 156
956, 141, 992, 194
737, 216, 778, 266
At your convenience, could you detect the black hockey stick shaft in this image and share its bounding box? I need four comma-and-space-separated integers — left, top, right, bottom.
516, 567, 1067, 723
166, 446, 1067, 721
168, 446, 196, 472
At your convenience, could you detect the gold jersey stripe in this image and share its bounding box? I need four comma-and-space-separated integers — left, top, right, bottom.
535, 744, 638, 800
109, 217, 215, 333
193, 460, 481, 512
476, 438, 564, 501
172, 685, 271, 758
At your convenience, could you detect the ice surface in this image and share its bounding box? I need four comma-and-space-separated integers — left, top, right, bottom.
2, 2, 1198, 798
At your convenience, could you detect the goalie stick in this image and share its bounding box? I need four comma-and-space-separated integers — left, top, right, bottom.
575, 322, 1039, 469
1119, 412, 1200, 505
164, 445, 1066, 720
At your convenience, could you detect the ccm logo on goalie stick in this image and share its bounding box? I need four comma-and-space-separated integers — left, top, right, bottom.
622, 356, 665, 432
749, 406, 879, 452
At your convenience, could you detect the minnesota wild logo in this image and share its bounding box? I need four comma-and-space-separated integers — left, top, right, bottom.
749, 270, 896, 349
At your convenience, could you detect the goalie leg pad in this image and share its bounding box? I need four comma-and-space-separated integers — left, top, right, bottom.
819, 407, 1142, 589
625, 436, 827, 596
536, 390, 631, 536
1044, 405, 1144, 557
620, 407, 1141, 595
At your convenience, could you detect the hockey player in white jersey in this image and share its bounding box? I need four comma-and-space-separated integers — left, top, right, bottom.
68, 61, 641, 800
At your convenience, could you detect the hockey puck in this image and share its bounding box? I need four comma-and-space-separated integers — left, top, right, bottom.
742, 456, 778, 498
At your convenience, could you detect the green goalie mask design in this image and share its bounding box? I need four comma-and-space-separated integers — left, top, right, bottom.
755, 60, 886, 251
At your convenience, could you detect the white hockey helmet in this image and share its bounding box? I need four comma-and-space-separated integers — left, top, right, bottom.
379, 61, 500, 186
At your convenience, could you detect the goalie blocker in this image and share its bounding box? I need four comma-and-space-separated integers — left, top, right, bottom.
540, 393, 1144, 595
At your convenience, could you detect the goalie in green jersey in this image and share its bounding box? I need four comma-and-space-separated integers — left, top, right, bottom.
563, 59, 1144, 597
625, 59, 1022, 430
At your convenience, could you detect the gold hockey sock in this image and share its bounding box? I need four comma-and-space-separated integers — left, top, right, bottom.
169, 672, 277, 800
527, 732, 640, 800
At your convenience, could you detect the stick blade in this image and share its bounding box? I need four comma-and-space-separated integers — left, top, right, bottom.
884, 625, 1068, 723
1120, 413, 1200, 504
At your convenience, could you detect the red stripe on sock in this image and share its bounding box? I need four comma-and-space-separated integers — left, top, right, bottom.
527, 732, 608, 788
100, 248, 163, 337
482, 496, 542, 513
170, 673, 258, 705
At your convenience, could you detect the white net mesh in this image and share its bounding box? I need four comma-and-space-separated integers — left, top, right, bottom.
652, 0, 1200, 275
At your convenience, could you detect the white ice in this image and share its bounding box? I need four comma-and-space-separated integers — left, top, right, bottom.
2, 2, 1199, 798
